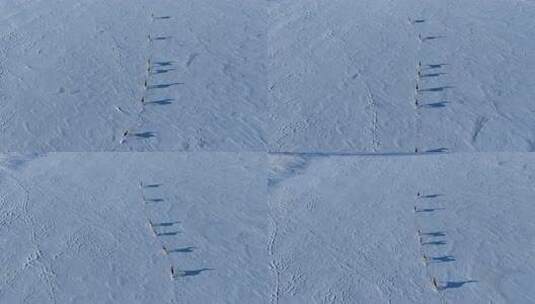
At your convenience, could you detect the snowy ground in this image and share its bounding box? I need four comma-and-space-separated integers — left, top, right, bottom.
1, 0, 534, 303
268, 153, 535, 303
268, 0, 535, 153
1, 153, 534, 303
0, 153, 269, 303
0, 0, 268, 152
1, 0, 534, 152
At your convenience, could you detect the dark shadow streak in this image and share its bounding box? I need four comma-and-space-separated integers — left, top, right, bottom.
149, 83, 184, 89
416, 208, 445, 213
269, 150, 449, 158
134, 132, 156, 138
154, 36, 172, 41
422, 102, 448, 108
153, 221, 180, 227
419, 86, 453, 92
154, 61, 174, 66
421, 194, 443, 198
444, 280, 477, 289
152, 69, 176, 75
143, 183, 162, 188
426, 148, 449, 153
145, 198, 164, 203
169, 246, 196, 253
147, 99, 174, 105
423, 35, 446, 41
426, 64, 448, 69
421, 72, 446, 78
181, 268, 213, 277
422, 240, 447, 246
432, 256, 456, 263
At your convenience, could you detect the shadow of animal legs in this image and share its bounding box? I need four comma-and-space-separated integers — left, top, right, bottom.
443, 280, 477, 289
181, 268, 213, 277
143, 183, 162, 188
431, 256, 456, 263
149, 83, 184, 89
422, 102, 449, 108
425, 148, 449, 153
147, 99, 174, 105
422, 240, 447, 246
169, 246, 196, 253
134, 132, 156, 138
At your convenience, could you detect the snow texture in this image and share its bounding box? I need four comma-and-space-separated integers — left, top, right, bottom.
1, 153, 534, 303
1, 0, 534, 152
1, 0, 535, 303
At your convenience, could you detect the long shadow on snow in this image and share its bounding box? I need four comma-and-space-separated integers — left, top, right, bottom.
154, 61, 174, 67
419, 86, 453, 92
152, 221, 180, 227
421, 72, 447, 78
443, 280, 477, 289
169, 246, 196, 254
431, 256, 456, 263
426, 63, 448, 69
423, 35, 446, 41
147, 98, 174, 105
181, 268, 213, 277
422, 240, 447, 246
149, 83, 184, 89
416, 207, 445, 213
142, 183, 162, 188
420, 194, 443, 198
134, 132, 156, 138
152, 69, 176, 75
422, 101, 448, 108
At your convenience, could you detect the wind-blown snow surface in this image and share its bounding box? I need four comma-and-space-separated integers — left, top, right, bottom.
268, 0, 535, 153
0, 153, 269, 303
268, 153, 535, 304
1, 0, 534, 152
1, 153, 534, 303
0, 0, 268, 152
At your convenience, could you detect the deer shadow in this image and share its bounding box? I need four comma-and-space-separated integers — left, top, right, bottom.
153, 221, 180, 227
421, 72, 447, 78
147, 98, 174, 106
152, 68, 176, 75
422, 240, 447, 246
426, 63, 448, 69
154, 61, 174, 67
426, 148, 449, 153
443, 280, 477, 289
431, 256, 456, 263
423, 35, 446, 41
419, 86, 453, 92
169, 246, 196, 253
142, 183, 161, 188
181, 268, 213, 277
421, 194, 443, 198
134, 132, 156, 138
149, 83, 184, 89
422, 101, 449, 108
416, 207, 445, 213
